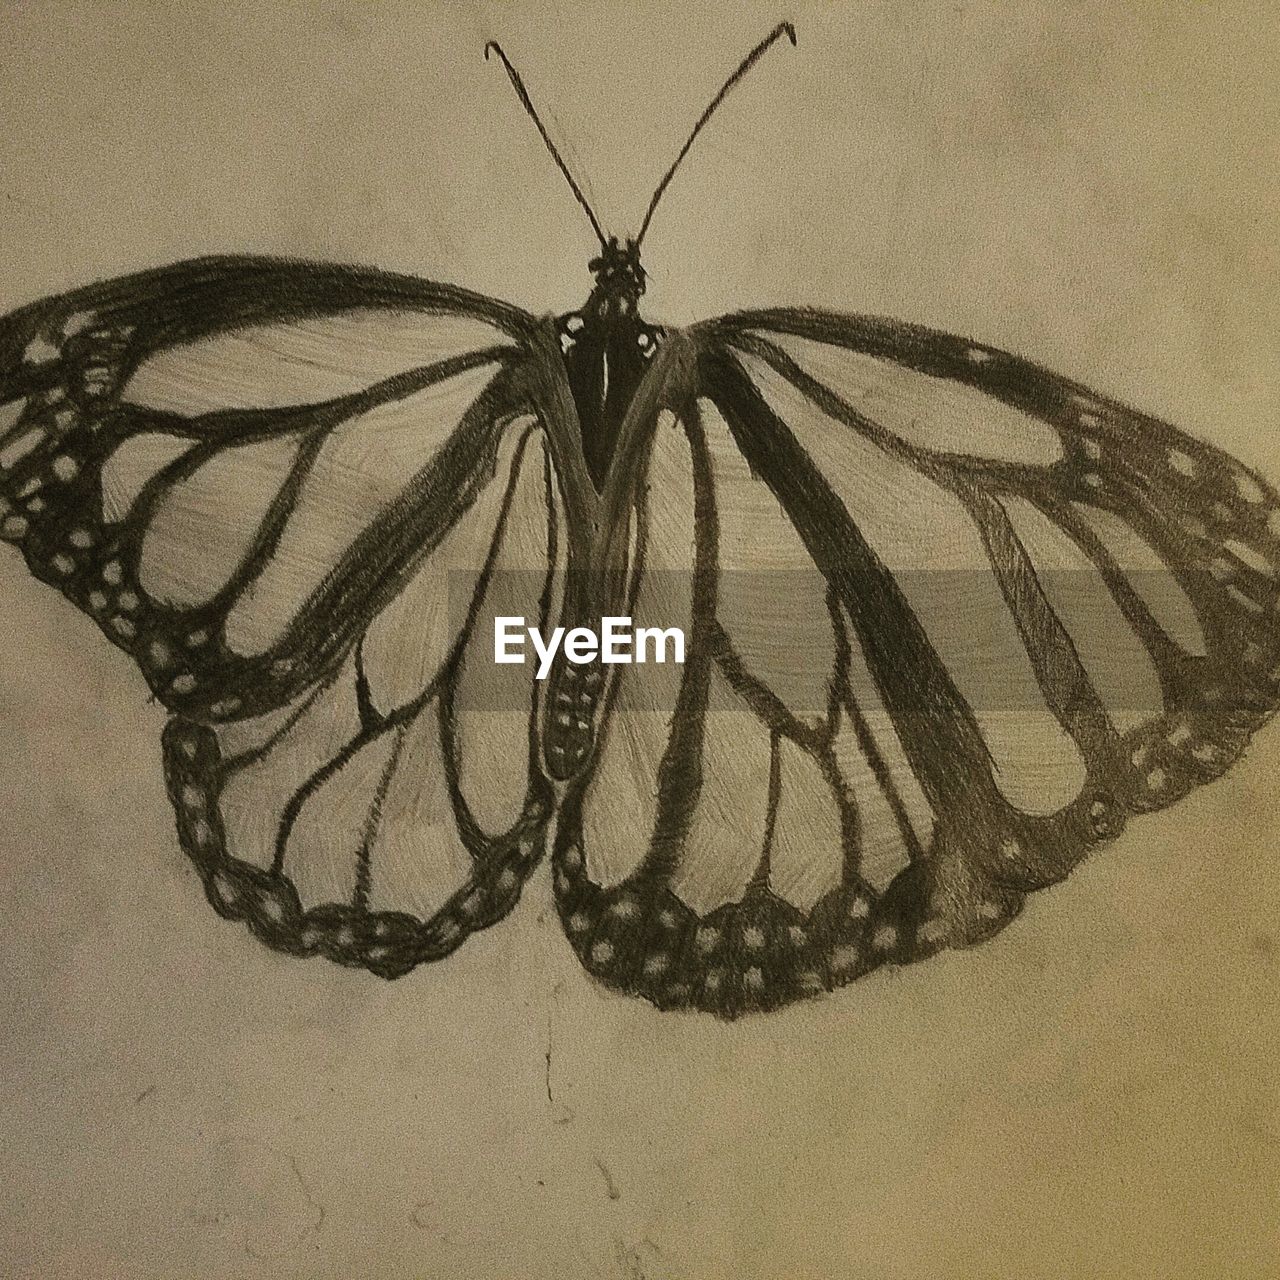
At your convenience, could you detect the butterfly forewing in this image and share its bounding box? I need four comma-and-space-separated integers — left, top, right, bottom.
0, 257, 532, 719
708, 313, 1280, 951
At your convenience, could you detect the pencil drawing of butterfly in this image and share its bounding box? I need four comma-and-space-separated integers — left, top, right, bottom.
2, 22, 1277, 1018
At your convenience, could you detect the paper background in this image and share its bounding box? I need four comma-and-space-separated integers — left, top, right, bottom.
1, 2, 1277, 1276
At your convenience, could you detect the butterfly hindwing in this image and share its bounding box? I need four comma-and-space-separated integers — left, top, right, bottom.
552, 391, 882, 1017
550, 314, 1280, 1017
163, 423, 563, 974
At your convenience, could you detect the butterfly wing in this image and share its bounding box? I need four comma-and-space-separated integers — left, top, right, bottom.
163, 416, 562, 976
1, 256, 568, 971
0, 256, 536, 718
551, 314, 1280, 1017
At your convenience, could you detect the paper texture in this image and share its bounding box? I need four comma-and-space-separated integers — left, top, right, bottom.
1, 2, 1276, 1276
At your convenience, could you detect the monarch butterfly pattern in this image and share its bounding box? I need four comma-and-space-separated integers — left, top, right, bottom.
2, 23, 1277, 1018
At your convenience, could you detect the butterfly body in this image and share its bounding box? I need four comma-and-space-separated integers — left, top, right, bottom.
559, 237, 663, 491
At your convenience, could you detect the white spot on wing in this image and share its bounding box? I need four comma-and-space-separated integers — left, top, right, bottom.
0, 400, 25, 435
0, 429, 44, 470
23, 334, 59, 364
1224, 538, 1275, 578
1235, 471, 1265, 504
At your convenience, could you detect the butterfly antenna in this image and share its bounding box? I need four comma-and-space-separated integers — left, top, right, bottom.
635, 21, 797, 247
485, 40, 608, 250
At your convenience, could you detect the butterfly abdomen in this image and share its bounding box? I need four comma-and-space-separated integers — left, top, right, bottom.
543, 656, 605, 779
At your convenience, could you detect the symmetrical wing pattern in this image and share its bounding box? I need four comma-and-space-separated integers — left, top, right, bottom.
551, 315, 1280, 1016
4, 257, 1276, 1012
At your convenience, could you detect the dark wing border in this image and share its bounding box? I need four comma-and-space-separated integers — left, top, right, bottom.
161, 421, 560, 977
0, 256, 542, 720
548, 314, 1280, 1017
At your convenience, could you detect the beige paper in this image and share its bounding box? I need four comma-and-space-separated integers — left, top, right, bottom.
1, 2, 1276, 1277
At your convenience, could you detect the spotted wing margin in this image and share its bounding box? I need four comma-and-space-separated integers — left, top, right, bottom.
163, 417, 564, 976
552, 397, 885, 1018
0, 255, 535, 720
552, 315, 1280, 1018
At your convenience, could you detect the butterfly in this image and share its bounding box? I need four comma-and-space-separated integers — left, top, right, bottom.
1, 21, 1277, 1019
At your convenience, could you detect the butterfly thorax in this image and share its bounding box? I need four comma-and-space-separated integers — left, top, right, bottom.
558, 237, 662, 490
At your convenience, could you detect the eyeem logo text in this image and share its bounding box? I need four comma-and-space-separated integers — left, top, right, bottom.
494, 617, 686, 679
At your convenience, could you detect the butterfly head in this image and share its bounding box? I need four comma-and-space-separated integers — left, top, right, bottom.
586, 237, 646, 314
